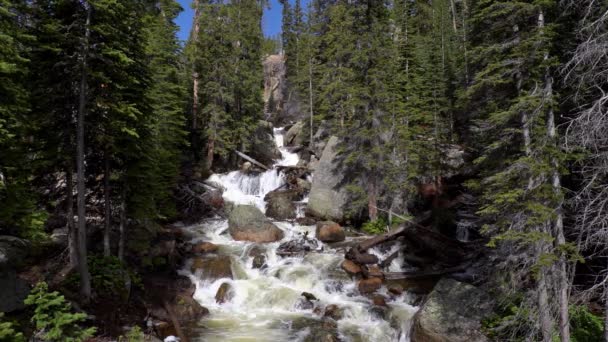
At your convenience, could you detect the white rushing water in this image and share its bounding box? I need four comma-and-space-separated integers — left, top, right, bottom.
182, 128, 418, 341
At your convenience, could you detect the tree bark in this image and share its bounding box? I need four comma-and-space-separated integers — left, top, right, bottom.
309, 53, 314, 147
76, 0, 92, 302
118, 194, 126, 262
103, 150, 111, 257
66, 165, 78, 268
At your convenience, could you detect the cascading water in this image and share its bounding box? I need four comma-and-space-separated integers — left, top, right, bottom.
181, 128, 418, 341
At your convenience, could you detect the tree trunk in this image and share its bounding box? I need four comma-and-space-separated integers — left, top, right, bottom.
191, 1, 201, 158
206, 138, 215, 170
309, 54, 314, 147
368, 180, 378, 221
103, 151, 111, 257
66, 165, 78, 268
76, 1, 92, 302
118, 195, 126, 262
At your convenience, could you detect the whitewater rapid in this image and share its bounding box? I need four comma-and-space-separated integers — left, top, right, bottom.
181, 128, 418, 341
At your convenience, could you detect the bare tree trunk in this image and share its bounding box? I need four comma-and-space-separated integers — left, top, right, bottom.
103, 150, 111, 257
605, 268, 608, 341
206, 138, 215, 170
66, 165, 78, 268
308, 54, 314, 147
368, 180, 378, 221
76, 1, 92, 302
118, 195, 126, 262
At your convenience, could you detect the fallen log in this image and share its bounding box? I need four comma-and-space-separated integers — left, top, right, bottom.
383, 263, 471, 281
357, 211, 432, 252
235, 150, 270, 170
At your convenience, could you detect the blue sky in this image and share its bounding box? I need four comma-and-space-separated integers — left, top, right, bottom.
174, 0, 297, 42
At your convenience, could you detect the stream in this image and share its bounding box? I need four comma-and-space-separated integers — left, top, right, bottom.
180, 128, 418, 341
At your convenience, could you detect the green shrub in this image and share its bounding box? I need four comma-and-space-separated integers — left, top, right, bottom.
362, 218, 388, 235
0, 313, 24, 342
570, 305, 603, 342
24, 282, 96, 342
119, 325, 144, 342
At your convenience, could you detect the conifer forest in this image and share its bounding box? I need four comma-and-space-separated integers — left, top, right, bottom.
3, 0, 608, 341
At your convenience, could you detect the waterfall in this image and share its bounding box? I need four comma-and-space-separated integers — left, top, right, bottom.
180, 128, 418, 342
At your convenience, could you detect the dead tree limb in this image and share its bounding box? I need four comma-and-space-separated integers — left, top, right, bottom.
235, 150, 270, 170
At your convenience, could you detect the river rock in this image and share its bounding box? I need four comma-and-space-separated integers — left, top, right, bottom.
192, 241, 219, 254
341, 259, 362, 276
371, 294, 387, 307
412, 278, 493, 342
296, 217, 317, 226
358, 277, 383, 294
388, 284, 404, 296
215, 282, 234, 304
323, 304, 344, 321
285, 121, 306, 146
366, 265, 383, 278
0, 235, 29, 269
264, 190, 298, 220
315, 221, 345, 243
191, 256, 233, 281
290, 317, 340, 342
306, 136, 357, 222
228, 205, 284, 243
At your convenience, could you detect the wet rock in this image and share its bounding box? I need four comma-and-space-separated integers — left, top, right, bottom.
358, 277, 383, 294
264, 189, 298, 220
296, 178, 312, 192
301, 292, 318, 301
323, 304, 344, 321
388, 284, 404, 296
277, 233, 319, 256
366, 265, 383, 278
355, 253, 379, 265
341, 259, 362, 276
241, 161, 253, 173
324, 280, 344, 294
412, 278, 493, 342
370, 305, 389, 320
289, 317, 340, 342
150, 294, 209, 323
252, 254, 266, 269
371, 294, 387, 307
296, 298, 315, 310
215, 282, 234, 304
315, 221, 345, 243
154, 321, 176, 339
228, 205, 285, 243
285, 121, 306, 146
192, 241, 218, 254
191, 256, 233, 281
307, 136, 363, 222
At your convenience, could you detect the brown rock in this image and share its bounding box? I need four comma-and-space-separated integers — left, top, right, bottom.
191, 256, 233, 281
215, 282, 234, 304
323, 304, 344, 320
315, 221, 345, 243
388, 285, 404, 296
228, 205, 285, 243
341, 259, 362, 276
154, 321, 176, 339
367, 265, 383, 278
372, 294, 387, 307
358, 277, 383, 294
356, 253, 379, 265
192, 241, 218, 254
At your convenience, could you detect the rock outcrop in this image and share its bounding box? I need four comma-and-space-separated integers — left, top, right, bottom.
228, 205, 284, 243
307, 136, 359, 222
263, 55, 286, 119
0, 236, 30, 313
412, 278, 493, 342
285, 121, 306, 147
191, 256, 234, 281
264, 189, 298, 221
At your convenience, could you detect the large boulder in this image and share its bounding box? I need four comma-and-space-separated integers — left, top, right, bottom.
285, 121, 306, 146
307, 136, 359, 222
412, 278, 493, 342
264, 190, 298, 221
0, 269, 29, 313
191, 256, 233, 281
228, 205, 285, 243
315, 221, 345, 243
0, 236, 29, 269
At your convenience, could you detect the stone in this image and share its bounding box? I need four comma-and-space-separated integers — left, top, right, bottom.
296, 217, 317, 226
285, 121, 306, 146
371, 294, 387, 307
412, 278, 493, 342
190, 256, 233, 281
367, 265, 383, 278
264, 190, 298, 220
315, 221, 345, 243
341, 260, 362, 276
0, 235, 29, 269
228, 205, 284, 243
215, 282, 234, 304
192, 241, 218, 254
358, 277, 383, 294
0, 269, 30, 313
296, 178, 312, 192
355, 253, 379, 265
289, 317, 340, 342
277, 233, 319, 256
301, 292, 318, 301
307, 136, 362, 222
388, 285, 404, 296
323, 304, 344, 321
252, 254, 266, 269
